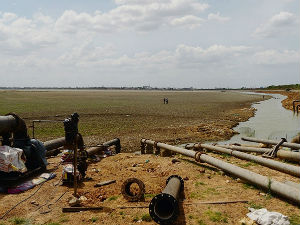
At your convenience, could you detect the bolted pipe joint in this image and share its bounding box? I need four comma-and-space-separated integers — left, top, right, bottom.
149, 175, 184, 224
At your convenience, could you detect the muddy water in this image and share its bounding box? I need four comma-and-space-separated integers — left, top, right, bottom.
219, 92, 300, 145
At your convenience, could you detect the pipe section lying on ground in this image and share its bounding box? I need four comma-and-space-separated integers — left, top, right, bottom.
0, 115, 17, 135
44, 137, 66, 151
86, 138, 121, 156
190, 144, 300, 177
149, 175, 184, 224
141, 139, 300, 205
217, 145, 300, 163
242, 137, 300, 150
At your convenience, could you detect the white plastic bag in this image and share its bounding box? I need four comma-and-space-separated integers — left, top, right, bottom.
0, 146, 27, 173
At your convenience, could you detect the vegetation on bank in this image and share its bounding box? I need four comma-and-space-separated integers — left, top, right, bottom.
265, 84, 300, 90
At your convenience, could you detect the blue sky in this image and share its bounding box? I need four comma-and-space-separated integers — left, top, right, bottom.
0, 0, 299, 88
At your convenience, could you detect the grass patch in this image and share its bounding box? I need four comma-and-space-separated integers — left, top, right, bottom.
205, 210, 228, 223
240, 161, 257, 168
203, 187, 220, 195
141, 214, 152, 222
133, 216, 140, 222
195, 181, 205, 187
108, 195, 119, 201
91, 217, 99, 222
9, 218, 27, 225
197, 220, 207, 225
248, 201, 263, 209
144, 193, 156, 198
189, 192, 202, 199
221, 153, 231, 159
242, 183, 256, 189
290, 214, 300, 225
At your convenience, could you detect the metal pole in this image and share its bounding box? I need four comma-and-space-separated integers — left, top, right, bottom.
293, 100, 300, 112
217, 145, 300, 163
73, 136, 78, 196
141, 139, 300, 204
195, 144, 300, 177
149, 175, 184, 224
241, 137, 300, 150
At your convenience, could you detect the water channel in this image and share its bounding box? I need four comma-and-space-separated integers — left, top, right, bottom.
219, 92, 300, 145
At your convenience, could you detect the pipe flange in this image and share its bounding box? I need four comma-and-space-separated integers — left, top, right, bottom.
149, 193, 179, 224
194, 143, 204, 151
195, 151, 203, 162
166, 175, 184, 191
121, 178, 145, 202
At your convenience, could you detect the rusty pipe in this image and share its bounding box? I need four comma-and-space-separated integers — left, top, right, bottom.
149, 175, 184, 224
293, 100, 300, 112
241, 137, 300, 150
193, 144, 300, 177
141, 139, 300, 204
217, 145, 300, 163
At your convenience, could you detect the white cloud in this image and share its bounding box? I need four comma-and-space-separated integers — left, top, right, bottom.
55, 0, 209, 33
170, 15, 204, 29
208, 12, 230, 22
253, 11, 298, 38
253, 49, 300, 65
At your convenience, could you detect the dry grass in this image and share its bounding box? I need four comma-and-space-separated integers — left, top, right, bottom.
0, 90, 261, 151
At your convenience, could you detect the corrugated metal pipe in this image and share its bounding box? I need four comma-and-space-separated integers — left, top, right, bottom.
141, 139, 300, 205
217, 145, 300, 163
149, 175, 184, 224
189, 144, 300, 177
242, 137, 300, 150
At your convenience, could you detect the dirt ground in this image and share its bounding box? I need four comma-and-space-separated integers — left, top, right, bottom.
0, 90, 299, 225
0, 152, 299, 225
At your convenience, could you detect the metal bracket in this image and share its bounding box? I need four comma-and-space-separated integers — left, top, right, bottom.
263, 138, 286, 158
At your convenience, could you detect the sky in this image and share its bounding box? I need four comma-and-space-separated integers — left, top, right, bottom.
0, 0, 299, 88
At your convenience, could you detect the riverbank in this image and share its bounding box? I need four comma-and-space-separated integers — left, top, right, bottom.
256, 90, 300, 111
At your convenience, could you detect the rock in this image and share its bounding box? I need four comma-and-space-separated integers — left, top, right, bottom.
171, 159, 181, 163
69, 196, 80, 207
31, 200, 39, 206
130, 168, 138, 172
226, 180, 230, 183
79, 196, 88, 203
92, 168, 100, 173
198, 169, 205, 173
183, 176, 189, 181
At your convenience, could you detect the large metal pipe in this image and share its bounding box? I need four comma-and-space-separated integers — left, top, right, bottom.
191, 144, 300, 177
141, 139, 300, 204
0, 115, 17, 135
86, 138, 121, 156
44, 137, 66, 151
217, 145, 300, 163
149, 175, 184, 224
241, 137, 300, 150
